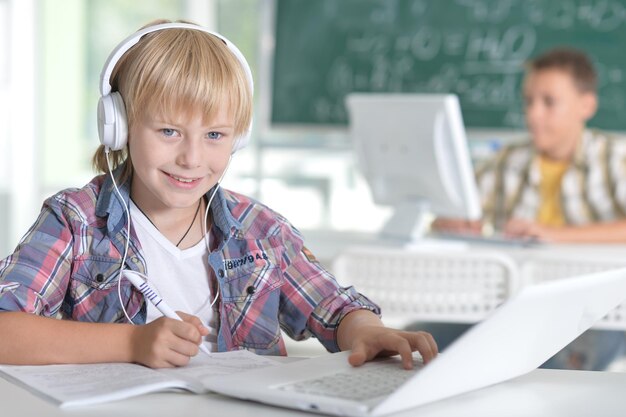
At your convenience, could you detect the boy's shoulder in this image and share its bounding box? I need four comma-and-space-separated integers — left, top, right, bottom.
587, 128, 626, 145
499, 139, 534, 156
220, 188, 298, 240
571, 129, 626, 158
477, 139, 533, 174
44, 174, 107, 224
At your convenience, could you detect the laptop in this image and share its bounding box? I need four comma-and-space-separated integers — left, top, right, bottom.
203, 267, 626, 416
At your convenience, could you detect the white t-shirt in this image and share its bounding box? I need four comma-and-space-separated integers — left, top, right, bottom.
129, 201, 218, 351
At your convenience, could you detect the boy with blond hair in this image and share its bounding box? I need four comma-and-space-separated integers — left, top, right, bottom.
0, 20, 437, 369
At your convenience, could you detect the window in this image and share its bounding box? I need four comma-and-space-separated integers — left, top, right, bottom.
3, 0, 217, 256
0, 0, 9, 256
39, 0, 190, 195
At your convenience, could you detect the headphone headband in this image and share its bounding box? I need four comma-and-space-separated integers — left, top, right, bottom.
97, 22, 253, 152
99, 22, 254, 96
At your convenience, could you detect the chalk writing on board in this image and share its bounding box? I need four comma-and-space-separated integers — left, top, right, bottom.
272, 0, 626, 129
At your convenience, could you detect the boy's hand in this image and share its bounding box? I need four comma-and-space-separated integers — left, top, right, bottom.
505, 217, 626, 244
504, 218, 552, 241
347, 326, 438, 370
130, 312, 209, 368
432, 217, 483, 235
337, 310, 437, 370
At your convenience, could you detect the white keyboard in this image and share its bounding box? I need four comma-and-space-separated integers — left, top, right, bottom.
275, 361, 422, 402
435, 231, 540, 247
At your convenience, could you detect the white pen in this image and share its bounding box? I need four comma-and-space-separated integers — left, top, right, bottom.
123, 270, 211, 355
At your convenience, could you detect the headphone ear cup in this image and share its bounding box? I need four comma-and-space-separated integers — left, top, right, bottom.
97, 92, 128, 151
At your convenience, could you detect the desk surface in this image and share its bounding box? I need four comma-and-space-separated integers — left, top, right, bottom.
3, 361, 626, 417
5, 234, 626, 416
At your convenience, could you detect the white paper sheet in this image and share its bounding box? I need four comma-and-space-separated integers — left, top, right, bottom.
0, 349, 279, 407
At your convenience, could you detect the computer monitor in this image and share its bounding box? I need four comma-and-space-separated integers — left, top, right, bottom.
346, 93, 481, 242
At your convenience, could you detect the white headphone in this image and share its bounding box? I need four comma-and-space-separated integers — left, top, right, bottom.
97, 22, 254, 153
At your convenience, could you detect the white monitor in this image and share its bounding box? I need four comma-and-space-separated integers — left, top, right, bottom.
346, 93, 481, 242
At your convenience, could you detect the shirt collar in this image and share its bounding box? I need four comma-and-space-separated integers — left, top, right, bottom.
529, 129, 591, 173
572, 129, 592, 170
95, 164, 130, 236
209, 186, 243, 239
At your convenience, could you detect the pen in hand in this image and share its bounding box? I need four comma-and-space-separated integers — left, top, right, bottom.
123, 270, 211, 355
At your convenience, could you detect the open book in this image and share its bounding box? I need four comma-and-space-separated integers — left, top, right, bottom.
0, 350, 278, 408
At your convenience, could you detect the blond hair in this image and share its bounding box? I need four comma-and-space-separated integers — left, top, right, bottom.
92, 19, 253, 183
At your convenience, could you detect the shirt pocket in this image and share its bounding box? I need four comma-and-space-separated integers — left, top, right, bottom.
221, 263, 284, 349
67, 255, 137, 322
72, 256, 123, 290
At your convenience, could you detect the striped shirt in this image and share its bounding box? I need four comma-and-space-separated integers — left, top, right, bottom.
476, 129, 626, 230
0, 168, 380, 355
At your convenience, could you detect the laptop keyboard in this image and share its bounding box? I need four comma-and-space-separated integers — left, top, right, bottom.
275, 362, 421, 402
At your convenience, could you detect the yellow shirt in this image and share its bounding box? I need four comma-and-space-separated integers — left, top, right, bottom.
536, 156, 569, 227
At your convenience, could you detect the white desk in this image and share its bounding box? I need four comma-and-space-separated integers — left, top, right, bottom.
3, 362, 626, 417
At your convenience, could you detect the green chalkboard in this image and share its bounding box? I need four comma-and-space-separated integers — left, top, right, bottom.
271, 0, 626, 130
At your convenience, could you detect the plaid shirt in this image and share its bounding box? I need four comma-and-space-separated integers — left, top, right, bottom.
0, 169, 380, 355
476, 129, 626, 229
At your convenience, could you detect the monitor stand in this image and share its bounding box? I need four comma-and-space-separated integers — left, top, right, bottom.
380, 202, 468, 251
380, 202, 432, 242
